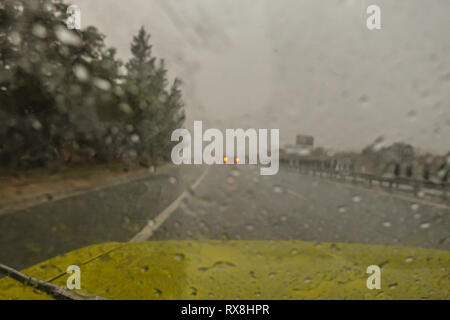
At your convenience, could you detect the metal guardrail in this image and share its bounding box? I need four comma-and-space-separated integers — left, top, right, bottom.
280, 158, 449, 200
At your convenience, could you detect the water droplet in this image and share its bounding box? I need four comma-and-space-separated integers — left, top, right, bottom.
31, 120, 42, 130
54, 25, 81, 46
174, 253, 185, 261
119, 103, 133, 114
8, 31, 21, 46
168, 177, 177, 184
420, 222, 431, 229
338, 206, 347, 213
388, 283, 398, 289
93, 78, 111, 91
231, 170, 240, 177
32, 24, 47, 38
226, 177, 235, 184
245, 225, 255, 232
407, 110, 417, 121
198, 267, 208, 274
359, 94, 369, 103
153, 288, 162, 297
13, 3, 24, 15
130, 134, 140, 143
273, 186, 283, 193
72, 65, 89, 82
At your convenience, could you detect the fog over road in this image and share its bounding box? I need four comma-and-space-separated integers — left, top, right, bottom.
1, 164, 448, 271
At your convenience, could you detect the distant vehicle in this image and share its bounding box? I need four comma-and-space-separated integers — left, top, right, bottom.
223, 156, 239, 164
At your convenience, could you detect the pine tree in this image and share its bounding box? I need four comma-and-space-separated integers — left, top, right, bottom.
124, 26, 183, 162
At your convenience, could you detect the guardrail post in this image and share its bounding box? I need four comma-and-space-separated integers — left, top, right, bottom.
413, 182, 420, 197
442, 184, 448, 201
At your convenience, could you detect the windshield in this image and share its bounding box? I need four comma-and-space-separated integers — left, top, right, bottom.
0, 0, 449, 301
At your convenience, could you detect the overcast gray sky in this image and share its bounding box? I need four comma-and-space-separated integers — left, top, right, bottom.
73, 0, 450, 153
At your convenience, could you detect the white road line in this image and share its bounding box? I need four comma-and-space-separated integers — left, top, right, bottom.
129, 169, 209, 242
286, 189, 307, 201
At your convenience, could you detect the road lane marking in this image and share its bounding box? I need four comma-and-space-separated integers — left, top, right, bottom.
286, 189, 307, 200
129, 169, 209, 242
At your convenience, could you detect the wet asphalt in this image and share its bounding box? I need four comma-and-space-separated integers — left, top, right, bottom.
0, 164, 448, 270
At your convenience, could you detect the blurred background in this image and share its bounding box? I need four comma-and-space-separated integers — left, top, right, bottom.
75, 0, 450, 152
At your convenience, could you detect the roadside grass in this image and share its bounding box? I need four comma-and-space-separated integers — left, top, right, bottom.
0, 161, 164, 210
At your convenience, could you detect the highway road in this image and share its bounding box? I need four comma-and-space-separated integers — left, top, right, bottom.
151, 165, 449, 247
0, 164, 449, 270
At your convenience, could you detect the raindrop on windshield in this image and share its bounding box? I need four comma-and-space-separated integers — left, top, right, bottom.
338, 206, 347, 213
174, 253, 185, 261
54, 26, 82, 46
420, 222, 431, 229
153, 288, 162, 297
168, 177, 177, 184
273, 186, 283, 193
32, 24, 47, 38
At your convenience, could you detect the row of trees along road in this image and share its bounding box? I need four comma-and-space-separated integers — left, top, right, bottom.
0, 0, 185, 170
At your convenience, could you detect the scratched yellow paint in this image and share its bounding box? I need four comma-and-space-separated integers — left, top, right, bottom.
0, 241, 448, 300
